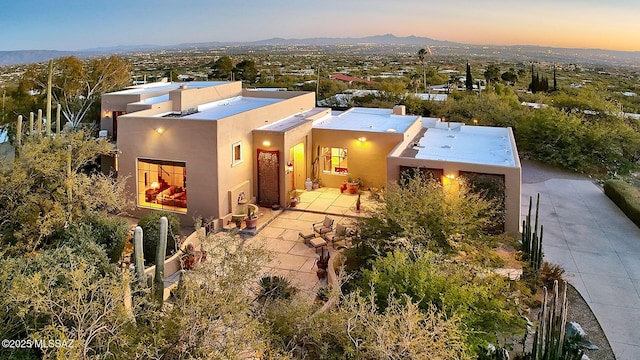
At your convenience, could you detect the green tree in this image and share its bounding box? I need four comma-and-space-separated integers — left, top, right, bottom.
22, 56, 131, 129
484, 64, 501, 84
0, 241, 133, 359
234, 59, 258, 83
0, 129, 128, 253
210, 56, 234, 80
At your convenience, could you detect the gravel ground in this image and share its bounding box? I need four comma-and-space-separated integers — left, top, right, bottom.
522, 159, 615, 359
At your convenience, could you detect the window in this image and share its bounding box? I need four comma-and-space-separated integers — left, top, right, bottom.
232, 141, 243, 166
322, 147, 348, 175
138, 159, 187, 213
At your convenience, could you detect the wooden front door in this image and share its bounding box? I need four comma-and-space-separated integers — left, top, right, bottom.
257, 149, 279, 206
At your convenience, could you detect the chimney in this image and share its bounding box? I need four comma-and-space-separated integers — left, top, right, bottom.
392, 105, 406, 116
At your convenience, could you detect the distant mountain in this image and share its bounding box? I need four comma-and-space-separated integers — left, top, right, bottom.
1, 34, 638, 67
243, 34, 459, 47
0, 50, 77, 66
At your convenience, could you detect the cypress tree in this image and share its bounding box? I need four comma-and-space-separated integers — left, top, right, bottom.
553, 66, 557, 91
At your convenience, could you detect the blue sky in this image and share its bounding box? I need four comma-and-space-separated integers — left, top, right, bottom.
1, 0, 639, 51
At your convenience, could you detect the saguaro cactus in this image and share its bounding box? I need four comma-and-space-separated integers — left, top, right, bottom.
133, 226, 145, 282
522, 194, 543, 274
29, 112, 34, 135
154, 217, 168, 304
46, 59, 53, 137
530, 280, 584, 360
37, 109, 42, 135
56, 103, 61, 134
16, 115, 22, 148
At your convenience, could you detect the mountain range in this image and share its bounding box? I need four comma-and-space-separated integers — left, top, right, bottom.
1, 34, 638, 67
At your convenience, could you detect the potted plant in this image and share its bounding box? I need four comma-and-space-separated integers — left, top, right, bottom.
312, 178, 321, 190
346, 176, 361, 194
316, 248, 330, 270
245, 207, 258, 229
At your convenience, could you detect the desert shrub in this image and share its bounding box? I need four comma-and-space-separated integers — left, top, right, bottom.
51, 214, 129, 263
540, 262, 566, 289
258, 275, 297, 302
354, 175, 498, 256
137, 211, 180, 265
604, 179, 640, 227
358, 250, 527, 352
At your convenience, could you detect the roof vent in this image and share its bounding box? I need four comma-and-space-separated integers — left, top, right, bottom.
441, 145, 452, 149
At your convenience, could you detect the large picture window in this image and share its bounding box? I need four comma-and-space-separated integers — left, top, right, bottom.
322, 147, 348, 175
138, 159, 187, 213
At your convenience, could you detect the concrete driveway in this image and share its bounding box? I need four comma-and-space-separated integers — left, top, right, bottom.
522, 178, 640, 360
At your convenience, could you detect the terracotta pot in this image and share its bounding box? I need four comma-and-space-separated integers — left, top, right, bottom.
347, 182, 359, 194
316, 268, 327, 279
245, 218, 258, 229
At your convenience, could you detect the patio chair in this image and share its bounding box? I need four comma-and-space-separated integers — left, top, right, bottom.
326, 224, 347, 248
313, 216, 334, 237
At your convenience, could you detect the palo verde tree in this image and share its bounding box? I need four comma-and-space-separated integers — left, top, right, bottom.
22, 56, 131, 129
0, 128, 128, 253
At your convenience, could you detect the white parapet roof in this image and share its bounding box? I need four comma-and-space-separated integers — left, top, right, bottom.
413, 119, 517, 167
312, 107, 419, 134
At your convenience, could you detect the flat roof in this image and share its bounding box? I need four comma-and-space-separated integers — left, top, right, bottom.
154, 96, 283, 121
412, 122, 517, 167
108, 81, 227, 96
257, 108, 328, 132
312, 107, 418, 134
130, 94, 170, 105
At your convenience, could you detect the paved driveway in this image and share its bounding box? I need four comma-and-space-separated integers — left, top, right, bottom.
522, 178, 640, 360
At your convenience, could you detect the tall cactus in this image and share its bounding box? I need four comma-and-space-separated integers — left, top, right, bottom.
16, 115, 22, 149
56, 103, 61, 134
133, 226, 145, 282
522, 194, 543, 275
530, 280, 583, 360
154, 216, 168, 304
46, 59, 53, 137
29, 112, 34, 135
37, 109, 42, 136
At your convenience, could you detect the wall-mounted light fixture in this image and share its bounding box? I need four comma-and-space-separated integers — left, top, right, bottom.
445, 174, 456, 179
286, 162, 294, 174
357, 136, 367, 142
262, 140, 271, 146
155, 127, 164, 134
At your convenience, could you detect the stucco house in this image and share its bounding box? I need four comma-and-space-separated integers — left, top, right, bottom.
100, 80, 521, 235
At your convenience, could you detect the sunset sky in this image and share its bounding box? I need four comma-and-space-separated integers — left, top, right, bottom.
1, 0, 639, 52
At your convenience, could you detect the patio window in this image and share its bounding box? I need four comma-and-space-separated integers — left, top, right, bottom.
138, 158, 187, 213
322, 147, 348, 175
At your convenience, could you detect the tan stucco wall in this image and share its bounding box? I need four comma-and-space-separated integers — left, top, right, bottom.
215, 92, 317, 215
170, 82, 242, 112
311, 129, 405, 189
117, 115, 219, 225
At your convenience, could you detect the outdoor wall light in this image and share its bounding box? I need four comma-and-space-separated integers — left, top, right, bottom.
155, 127, 164, 134
262, 140, 271, 146
445, 174, 456, 179
357, 136, 367, 142
286, 162, 294, 173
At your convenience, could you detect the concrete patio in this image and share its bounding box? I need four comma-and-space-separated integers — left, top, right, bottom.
240, 186, 382, 298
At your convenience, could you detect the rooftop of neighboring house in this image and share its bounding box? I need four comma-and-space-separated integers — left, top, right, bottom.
329, 74, 375, 84
312, 107, 419, 134
406, 118, 518, 167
